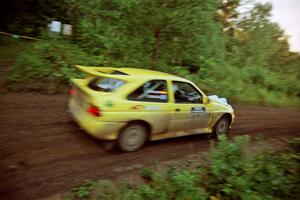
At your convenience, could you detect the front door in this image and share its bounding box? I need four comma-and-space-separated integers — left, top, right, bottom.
168, 81, 212, 134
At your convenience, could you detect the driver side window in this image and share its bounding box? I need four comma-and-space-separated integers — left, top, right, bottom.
172, 81, 202, 104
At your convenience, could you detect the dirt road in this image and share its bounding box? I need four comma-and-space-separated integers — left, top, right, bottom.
0, 92, 299, 200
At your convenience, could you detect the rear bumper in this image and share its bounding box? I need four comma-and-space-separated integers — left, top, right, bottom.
68, 99, 125, 140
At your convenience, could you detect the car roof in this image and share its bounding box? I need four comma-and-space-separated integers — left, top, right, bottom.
117, 68, 189, 82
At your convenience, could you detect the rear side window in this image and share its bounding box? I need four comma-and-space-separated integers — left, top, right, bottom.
128, 80, 168, 102
88, 77, 125, 92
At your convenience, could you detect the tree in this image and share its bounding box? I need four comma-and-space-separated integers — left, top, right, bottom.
75, 0, 226, 70
1, 0, 71, 35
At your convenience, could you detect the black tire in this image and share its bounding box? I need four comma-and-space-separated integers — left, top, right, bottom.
118, 123, 148, 152
212, 116, 230, 138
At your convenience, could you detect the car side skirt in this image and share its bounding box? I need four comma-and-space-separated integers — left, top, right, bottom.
150, 127, 212, 141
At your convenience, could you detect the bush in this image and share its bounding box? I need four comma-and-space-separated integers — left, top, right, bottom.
0, 38, 29, 66
171, 65, 300, 107
6, 38, 105, 93
208, 136, 299, 200
67, 135, 299, 200
4, 37, 300, 107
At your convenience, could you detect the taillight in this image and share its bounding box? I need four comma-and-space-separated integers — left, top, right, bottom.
87, 105, 101, 117
69, 88, 77, 96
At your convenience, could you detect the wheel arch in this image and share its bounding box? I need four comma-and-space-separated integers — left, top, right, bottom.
222, 113, 233, 125
213, 113, 233, 128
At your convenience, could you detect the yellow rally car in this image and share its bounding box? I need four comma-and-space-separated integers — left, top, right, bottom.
69, 65, 234, 152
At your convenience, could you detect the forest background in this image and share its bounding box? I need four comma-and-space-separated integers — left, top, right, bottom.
1, 0, 299, 107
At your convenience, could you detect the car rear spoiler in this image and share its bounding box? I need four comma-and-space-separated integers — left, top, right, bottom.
75, 65, 131, 81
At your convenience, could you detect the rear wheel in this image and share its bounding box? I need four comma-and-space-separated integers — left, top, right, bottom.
118, 123, 148, 152
212, 116, 230, 138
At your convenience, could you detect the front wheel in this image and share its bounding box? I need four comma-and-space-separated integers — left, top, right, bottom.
118, 123, 148, 152
212, 116, 230, 138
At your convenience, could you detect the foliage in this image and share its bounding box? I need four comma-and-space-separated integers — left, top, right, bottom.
73, 0, 226, 70
1, 0, 71, 35
0, 38, 28, 66
5, 37, 104, 92
67, 135, 300, 200
208, 136, 299, 200
2, 0, 300, 106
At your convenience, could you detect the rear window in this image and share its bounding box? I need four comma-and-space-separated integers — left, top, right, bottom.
88, 77, 125, 92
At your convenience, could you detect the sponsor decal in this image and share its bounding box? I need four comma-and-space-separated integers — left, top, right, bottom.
191, 107, 205, 113
106, 101, 114, 108
131, 105, 144, 110
144, 105, 162, 110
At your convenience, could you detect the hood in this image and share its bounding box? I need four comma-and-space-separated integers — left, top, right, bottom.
208, 95, 230, 106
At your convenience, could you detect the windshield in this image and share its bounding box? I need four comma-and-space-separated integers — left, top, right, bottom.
88, 77, 125, 92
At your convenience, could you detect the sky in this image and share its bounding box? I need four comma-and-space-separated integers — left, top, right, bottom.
242, 0, 300, 52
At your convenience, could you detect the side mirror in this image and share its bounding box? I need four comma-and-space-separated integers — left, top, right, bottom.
203, 96, 210, 104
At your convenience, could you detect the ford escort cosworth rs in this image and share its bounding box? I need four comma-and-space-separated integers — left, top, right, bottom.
69, 65, 234, 152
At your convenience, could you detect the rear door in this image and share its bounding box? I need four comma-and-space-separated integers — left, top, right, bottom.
125, 80, 171, 134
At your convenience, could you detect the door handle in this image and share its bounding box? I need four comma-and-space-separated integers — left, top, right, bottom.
175, 108, 181, 112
